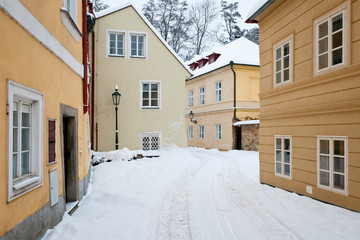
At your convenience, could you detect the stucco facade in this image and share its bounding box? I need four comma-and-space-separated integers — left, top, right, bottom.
0, 0, 91, 238
91, 4, 191, 151
186, 64, 260, 150
249, 0, 360, 211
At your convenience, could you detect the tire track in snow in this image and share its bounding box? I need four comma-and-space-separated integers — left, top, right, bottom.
156, 161, 203, 240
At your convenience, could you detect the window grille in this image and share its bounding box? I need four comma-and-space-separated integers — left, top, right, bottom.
140, 131, 161, 150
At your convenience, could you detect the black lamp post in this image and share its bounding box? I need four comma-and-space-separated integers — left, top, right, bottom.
189, 110, 197, 124
112, 85, 121, 149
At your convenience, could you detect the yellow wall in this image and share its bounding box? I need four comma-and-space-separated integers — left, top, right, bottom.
185, 65, 260, 150
92, 6, 190, 151
257, 0, 360, 211
0, 0, 90, 235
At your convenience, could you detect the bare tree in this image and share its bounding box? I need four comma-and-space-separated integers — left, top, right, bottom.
189, 0, 218, 55
220, 0, 242, 42
244, 27, 259, 44
143, 0, 190, 54
92, 0, 109, 12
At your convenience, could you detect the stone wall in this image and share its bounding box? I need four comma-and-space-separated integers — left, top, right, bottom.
241, 124, 259, 151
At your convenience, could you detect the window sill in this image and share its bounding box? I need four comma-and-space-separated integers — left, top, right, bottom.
13, 176, 41, 190
108, 54, 125, 58
130, 56, 146, 59
60, 7, 82, 42
142, 107, 160, 109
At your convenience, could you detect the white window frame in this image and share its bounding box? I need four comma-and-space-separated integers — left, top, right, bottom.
140, 80, 161, 109
140, 131, 161, 150
199, 87, 205, 105
215, 124, 222, 140
189, 89, 194, 107
188, 126, 194, 139
60, 0, 81, 42
215, 82, 222, 103
7, 81, 44, 202
129, 31, 148, 58
107, 30, 126, 57
314, 3, 349, 74
199, 125, 205, 140
273, 34, 293, 87
317, 136, 348, 195
274, 135, 292, 179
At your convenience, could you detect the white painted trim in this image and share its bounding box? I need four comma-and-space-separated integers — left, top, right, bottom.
273, 34, 293, 88
274, 135, 292, 180
128, 31, 148, 59
107, 29, 127, 58
0, 0, 84, 77
140, 80, 161, 110
60, 7, 82, 42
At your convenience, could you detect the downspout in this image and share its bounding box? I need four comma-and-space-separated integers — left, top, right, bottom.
82, 0, 88, 113
90, 2, 95, 149
230, 61, 236, 120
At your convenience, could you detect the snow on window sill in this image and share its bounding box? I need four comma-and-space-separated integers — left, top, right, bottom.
13, 176, 41, 190
60, 7, 82, 42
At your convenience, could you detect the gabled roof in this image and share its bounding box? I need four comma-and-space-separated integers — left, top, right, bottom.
187, 37, 259, 80
246, 0, 275, 23
94, 2, 191, 74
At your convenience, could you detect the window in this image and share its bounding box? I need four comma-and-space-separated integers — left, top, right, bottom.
130, 33, 146, 58
215, 82, 222, 102
108, 31, 125, 56
274, 36, 292, 86
188, 126, 193, 139
316, 9, 345, 72
275, 136, 291, 178
318, 136, 347, 194
141, 81, 160, 109
64, 0, 77, 22
7, 81, 44, 201
48, 119, 57, 165
140, 132, 161, 150
215, 124, 221, 140
189, 90, 194, 107
199, 87, 205, 105
199, 125, 204, 139
60, 0, 81, 41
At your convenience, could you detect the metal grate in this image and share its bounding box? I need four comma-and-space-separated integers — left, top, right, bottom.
140, 131, 161, 151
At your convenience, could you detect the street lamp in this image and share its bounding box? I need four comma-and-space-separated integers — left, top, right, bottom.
112, 85, 121, 149
189, 110, 197, 124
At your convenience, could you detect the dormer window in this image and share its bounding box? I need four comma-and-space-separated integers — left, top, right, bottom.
207, 52, 221, 64
197, 58, 208, 68
189, 62, 198, 71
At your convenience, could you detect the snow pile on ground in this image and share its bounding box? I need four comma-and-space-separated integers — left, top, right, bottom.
42, 147, 360, 240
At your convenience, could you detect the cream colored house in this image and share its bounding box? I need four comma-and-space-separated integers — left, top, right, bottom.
0, 0, 92, 239
185, 38, 260, 151
90, 3, 191, 151
247, 0, 360, 211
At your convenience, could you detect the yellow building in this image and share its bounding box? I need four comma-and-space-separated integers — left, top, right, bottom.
185, 38, 260, 150
90, 3, 191, 151
247, 0, 360, 211
0, 0, 91, 238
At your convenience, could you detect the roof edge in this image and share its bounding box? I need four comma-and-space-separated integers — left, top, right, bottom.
246, 0, 275, 23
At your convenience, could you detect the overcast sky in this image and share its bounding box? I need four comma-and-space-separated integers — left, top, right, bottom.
102, 0, 260, 28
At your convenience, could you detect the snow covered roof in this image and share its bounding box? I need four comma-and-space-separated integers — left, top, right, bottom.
233, 120, 259, 126
187, 37, 259, 80
246, 0, 273, 23
94, 2, 191, 74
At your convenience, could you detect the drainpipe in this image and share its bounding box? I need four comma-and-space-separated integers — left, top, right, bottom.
230, 61, 236, 120
82, 0, 88, 113
89, 2, 95, 148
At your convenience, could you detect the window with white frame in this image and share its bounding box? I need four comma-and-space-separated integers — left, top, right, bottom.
274, 37, 292, 86
215, 82, 222, 102
140, 131, 161, 150
189, 90, 194, 107
318, 136, 347, 193
188, 126, 193, 139
199, 125, 204, 139
8, 81, 43, 201
316, 9, 345, 72
275, 136, 291, 178
130, 33, 146, 58
108, 31, 125, 56
199, 87, 205, 105
64, 0, 77, 23
215, 124, 222, 140
141, 81, 160, 109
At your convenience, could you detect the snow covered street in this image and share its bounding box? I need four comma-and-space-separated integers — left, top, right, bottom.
42, 147, 360, 240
